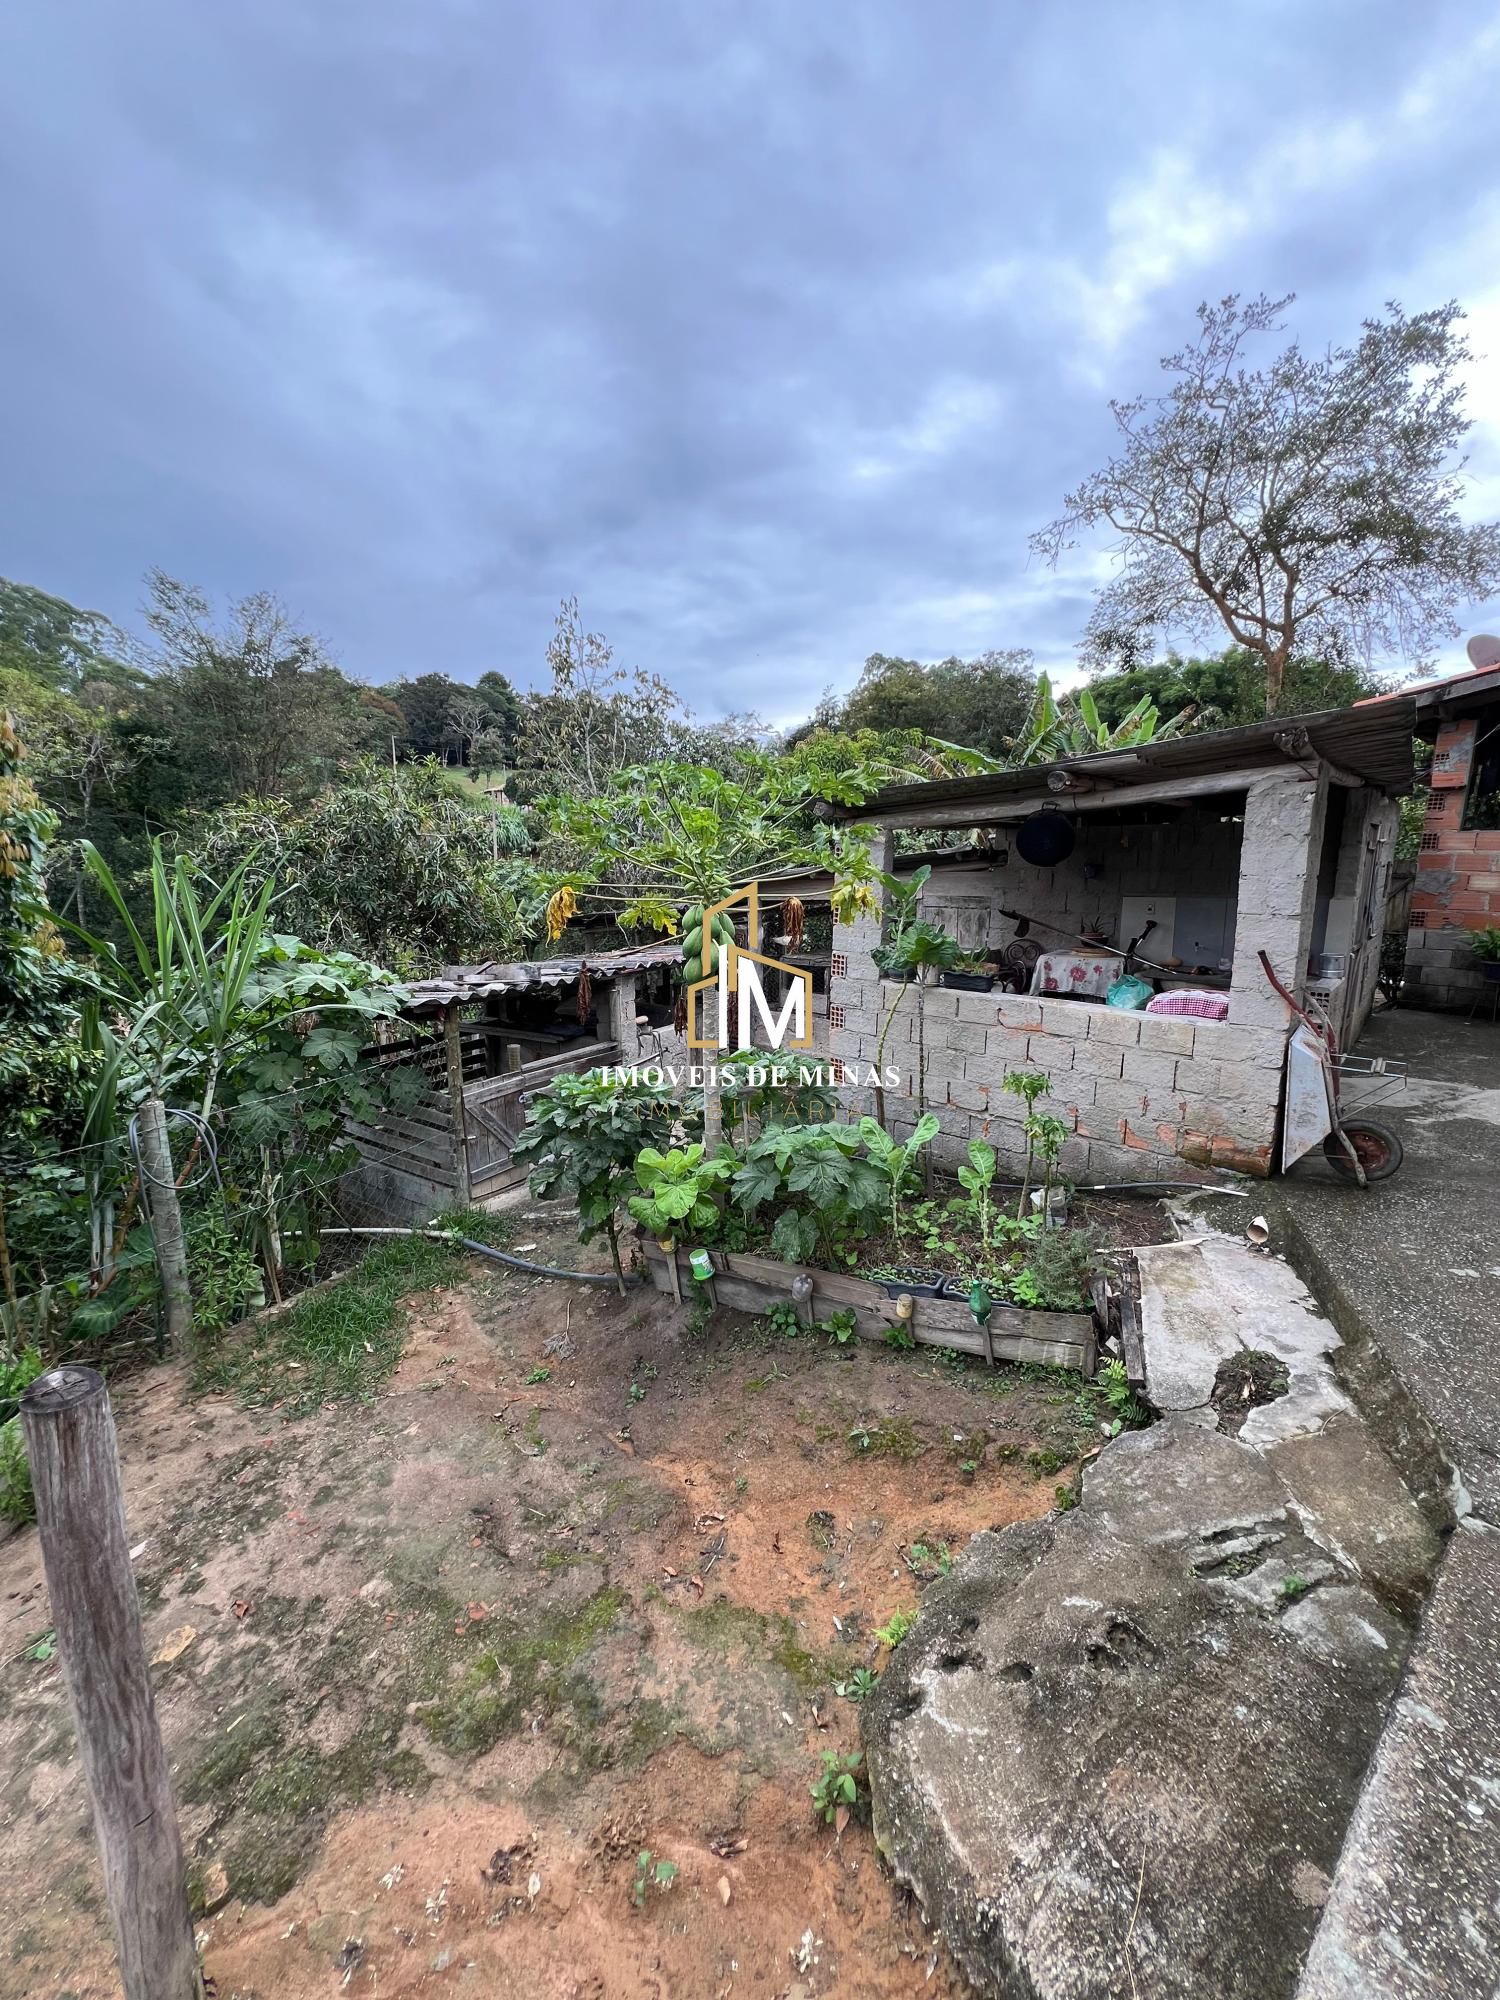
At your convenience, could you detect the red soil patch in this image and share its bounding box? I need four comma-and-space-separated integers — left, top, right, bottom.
0, 1218, 1089, 1998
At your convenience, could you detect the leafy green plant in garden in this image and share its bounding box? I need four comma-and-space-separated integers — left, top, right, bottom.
810, 1749, 864, 1826
835, 1666, 879, 1702
1015, 1226, 1097, 1311
858, 1112, 941, 1245
957, 1138, 998, 1239
1095, 1356, 1150, 1434
879, 919, 959, 1130
717, 1048, 839, 1138
52, 841, 408, 1347
0, 1419, 33, 1523
1001, 1070, 1053, 1219
512, 1068, 690, 1289
875, 1608, 916, 1647
631, 1850, 679, 1907
0, 1344, 43, 1426
1025, 1112, 1070, 1220
732, 1122, 885, 1264
627, 1144, 736, 1245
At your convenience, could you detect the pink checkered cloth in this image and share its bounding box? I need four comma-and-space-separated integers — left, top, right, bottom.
1145, 990, 1230, 1021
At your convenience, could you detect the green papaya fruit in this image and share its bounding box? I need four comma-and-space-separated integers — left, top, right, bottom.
684, 903, 705, 931
684, 955, 703, 984
713, 913, 735, 942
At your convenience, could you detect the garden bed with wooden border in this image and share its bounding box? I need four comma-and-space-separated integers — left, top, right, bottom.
638, 1240, 1097, 1375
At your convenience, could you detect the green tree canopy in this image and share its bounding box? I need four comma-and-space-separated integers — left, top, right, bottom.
827, 649, 1037, 757
0, 578, 138, 694
181, 759, 540, 974
140, 570, 386, 805
1085, 646, 1392, 733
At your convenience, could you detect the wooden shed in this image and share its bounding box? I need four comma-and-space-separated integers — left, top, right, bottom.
342, 940, 682, 1218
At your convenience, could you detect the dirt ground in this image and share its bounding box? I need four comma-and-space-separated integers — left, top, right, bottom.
0, 1214, 1105, 2000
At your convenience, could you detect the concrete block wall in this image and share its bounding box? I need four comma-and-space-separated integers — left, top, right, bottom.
826, 975, 1283, 1181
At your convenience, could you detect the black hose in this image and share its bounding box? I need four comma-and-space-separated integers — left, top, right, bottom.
457, 1238, 639, 1286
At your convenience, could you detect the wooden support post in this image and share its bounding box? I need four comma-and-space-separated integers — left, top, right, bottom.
442, 1005, 472, 1210
20, 1368, 202, 2000
135, 1097, 192, 1356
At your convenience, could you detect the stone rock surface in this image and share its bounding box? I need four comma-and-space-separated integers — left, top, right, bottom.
1297, 1521, 1500, 2000
863, 1420, 1415, 2000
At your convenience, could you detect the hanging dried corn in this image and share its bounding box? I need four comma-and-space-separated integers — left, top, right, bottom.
779, 896, 806, 953
576, 961, 593, 1024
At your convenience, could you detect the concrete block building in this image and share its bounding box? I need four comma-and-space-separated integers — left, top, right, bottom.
823, 703, 1419, 1183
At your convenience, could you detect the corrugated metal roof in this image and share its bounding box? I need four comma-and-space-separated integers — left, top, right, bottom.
403, 938, 682, 1012
831, 698, 1419, 822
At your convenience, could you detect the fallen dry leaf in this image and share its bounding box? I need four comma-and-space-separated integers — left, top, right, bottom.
717, 1876, 731, 1906
834, 1805, 850, 1836
231, 1600, 251, 1621
151, 1625, 198, 1666
194, 1859, 231, 1914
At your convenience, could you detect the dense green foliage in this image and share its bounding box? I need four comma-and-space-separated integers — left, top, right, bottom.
184, 761, 537, 973
810, 650, 1037, 758
1086, 646, 1390, 733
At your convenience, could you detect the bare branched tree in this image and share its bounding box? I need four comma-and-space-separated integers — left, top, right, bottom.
1033, 295, 1500, 714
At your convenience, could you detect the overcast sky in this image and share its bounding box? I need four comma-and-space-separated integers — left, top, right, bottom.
5, 2, 1500, 723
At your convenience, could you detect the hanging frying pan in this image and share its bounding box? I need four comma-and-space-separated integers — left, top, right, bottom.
1014, 804, 1076, 867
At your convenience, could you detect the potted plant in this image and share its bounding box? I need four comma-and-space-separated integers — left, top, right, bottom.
1470, 926, 1500, 982
940, 951, 996, 993
866, 1260, 946, 1298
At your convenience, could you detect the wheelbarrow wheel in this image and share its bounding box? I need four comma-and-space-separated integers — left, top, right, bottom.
1323, 1119, 1404, 1183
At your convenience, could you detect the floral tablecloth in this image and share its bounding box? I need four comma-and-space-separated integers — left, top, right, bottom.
1029, 952, 1118, 999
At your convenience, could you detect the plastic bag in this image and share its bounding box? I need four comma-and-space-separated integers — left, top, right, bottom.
1105, 974, 1153, 1010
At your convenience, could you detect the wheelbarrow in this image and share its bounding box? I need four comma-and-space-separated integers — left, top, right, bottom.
1258, 951, 1405, 1186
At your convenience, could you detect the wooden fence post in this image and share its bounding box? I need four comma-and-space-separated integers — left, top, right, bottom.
19, 1367, 203, 2000
136, 1096, 193, 1355
443, 1004, 472, 1209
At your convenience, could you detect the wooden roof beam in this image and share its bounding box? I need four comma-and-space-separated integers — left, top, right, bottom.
869, 764, 1286, 831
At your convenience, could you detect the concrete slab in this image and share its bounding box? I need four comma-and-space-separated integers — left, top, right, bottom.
1134, 1231, 1441, 1614
1297, 1521, 1500, 2000
1267, 1006, 1500, 1519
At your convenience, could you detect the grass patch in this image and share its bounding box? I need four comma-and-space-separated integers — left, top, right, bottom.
194, 1213, 510, 1416
847, 1415, 924, 1460
677, 1597, 838, 1694
420, 1586, 629, 1760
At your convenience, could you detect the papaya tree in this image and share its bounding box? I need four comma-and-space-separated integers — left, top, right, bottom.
541, 755, 879, 1152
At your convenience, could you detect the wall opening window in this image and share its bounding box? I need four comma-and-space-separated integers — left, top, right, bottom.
1462, 725, 1500, 831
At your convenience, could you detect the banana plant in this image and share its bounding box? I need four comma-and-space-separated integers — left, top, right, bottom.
1010, 672, 1199, 765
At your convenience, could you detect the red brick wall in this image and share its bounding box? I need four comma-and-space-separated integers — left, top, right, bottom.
1405, 719, 1500, 1007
